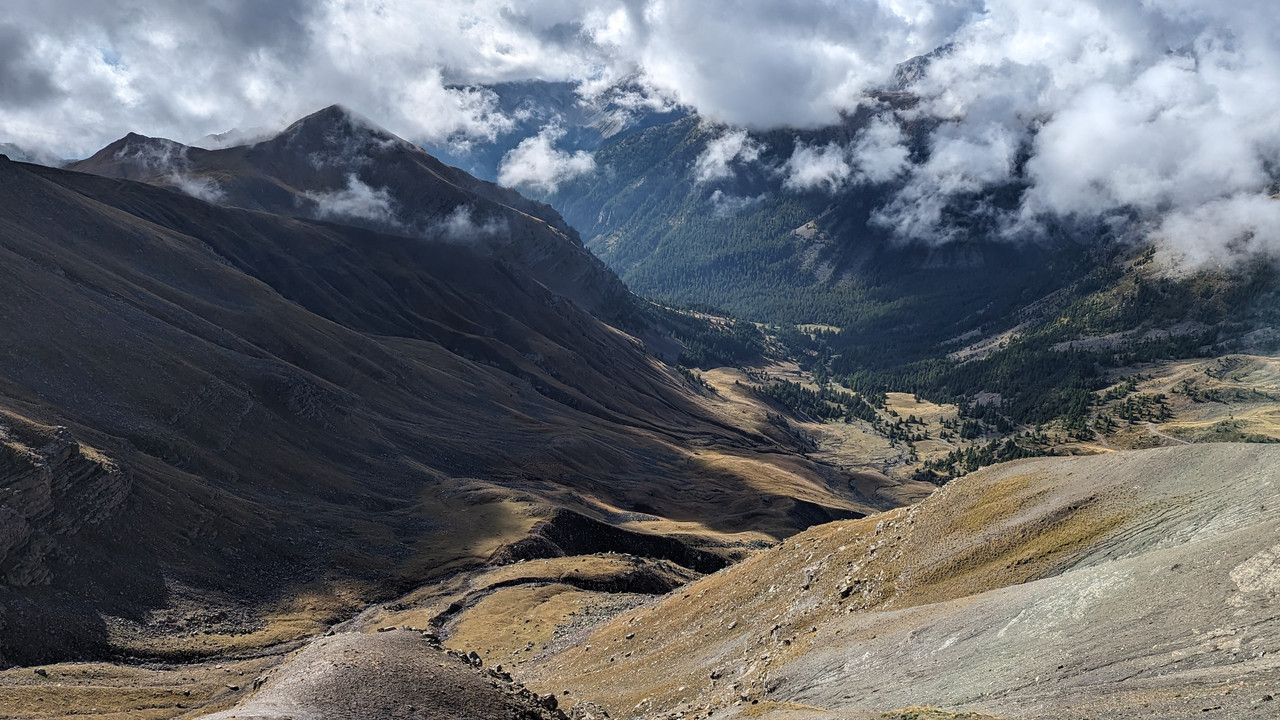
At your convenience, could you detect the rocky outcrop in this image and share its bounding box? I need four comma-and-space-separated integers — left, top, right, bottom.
0, 416, 130, 587
489, 509, 729, 574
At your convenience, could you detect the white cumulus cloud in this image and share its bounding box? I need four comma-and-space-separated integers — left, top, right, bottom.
783, 142, 853, 194
864, 0, 1280, 255
0, 1, 1277, 263
694, 129, 764, 184
497, 124, 596, 193
305, 174, 401, 227
783, 118, 909, 194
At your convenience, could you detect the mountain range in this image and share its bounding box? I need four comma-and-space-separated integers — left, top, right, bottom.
0, 97, 1278, 720
66, 105, 635, 325
435, 79, 1279, 436
0, 109, 891, 670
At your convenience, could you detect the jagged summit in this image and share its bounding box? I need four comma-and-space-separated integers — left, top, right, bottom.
92, 131, 190, 155
282, 103, 371, 131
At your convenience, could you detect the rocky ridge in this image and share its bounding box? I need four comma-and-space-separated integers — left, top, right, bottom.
0, 415, 129, 589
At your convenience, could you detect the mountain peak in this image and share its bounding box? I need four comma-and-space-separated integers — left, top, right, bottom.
192, 126, 274, 150
277, 104, 394, 144
67, 132, 195, 179
293, 103, 362, 128
102, 132, 188, 154
264, 103, 419, 169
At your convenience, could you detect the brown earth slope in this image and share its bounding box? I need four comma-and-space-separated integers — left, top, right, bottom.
517, 444, 1280, 719
0, 153, 866, 670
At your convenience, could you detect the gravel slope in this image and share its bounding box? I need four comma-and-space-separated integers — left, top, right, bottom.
199, 630, 566, 720
519, 444, 1280, 719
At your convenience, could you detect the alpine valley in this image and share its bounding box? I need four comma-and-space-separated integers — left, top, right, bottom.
1, 76, 1279, 720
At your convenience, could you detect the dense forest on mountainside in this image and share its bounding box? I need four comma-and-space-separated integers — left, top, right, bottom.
534, 108, 1280, 439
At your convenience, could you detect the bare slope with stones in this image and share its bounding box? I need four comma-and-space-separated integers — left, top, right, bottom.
516, 443, 1280, 719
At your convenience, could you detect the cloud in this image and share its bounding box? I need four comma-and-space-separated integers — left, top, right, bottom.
397, 68, 518, 150
783, 143, 852, 194
111, 137, 226, 203
1155, 195, 1280, 266
709, 190, 767, 217
305, 174, 400, 227
0, 1, 571, 158
869, 119, 1022, 241
168, 173, 226, 204
497, 124, 596, 193
694, 129, 763, 184
0, 23, 62, 106
191, 126, 277, 150
852, 118, 911, 185
0, 1, 976, 157
435, 205, 507, 241
862, 1, 1280, 256
783, 119, 909, 193
0, 1, 1277, 263
602, 1, 980, 127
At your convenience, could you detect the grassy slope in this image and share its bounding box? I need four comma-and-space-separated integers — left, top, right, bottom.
519, 444, 1280, 719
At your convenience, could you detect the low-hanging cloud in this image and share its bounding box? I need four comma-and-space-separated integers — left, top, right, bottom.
305, 174, 401, 228
709, 190, 768, 217
783, 119, 909, 193
497, 124, 595, 193
694, 129, 764, 184
1155, 196, 1280, 266
783, 142, 853, 194
112, 137, 226, 203
434, 205, 508, 242
0, 1, 1278, 262
866, 1, 1280, 260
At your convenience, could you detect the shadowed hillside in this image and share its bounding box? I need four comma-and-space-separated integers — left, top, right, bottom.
0, 153, 868, 669
68, 105, 636, 325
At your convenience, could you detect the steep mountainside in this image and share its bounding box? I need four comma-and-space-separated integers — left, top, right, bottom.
0, 154, 868, 669
525, 112, 1279, 440
67, 105, 635, 324
528, 107, 1084, 333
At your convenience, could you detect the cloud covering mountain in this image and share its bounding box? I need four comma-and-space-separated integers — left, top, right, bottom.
2, 1, 1279, 257
870, 1, 1280, 257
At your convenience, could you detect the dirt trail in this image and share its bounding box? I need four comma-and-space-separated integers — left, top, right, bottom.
1145, 421, 1191, 445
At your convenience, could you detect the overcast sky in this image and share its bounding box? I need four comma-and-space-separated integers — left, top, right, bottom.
3, 1, 1279, 258
0, 0, 978, 156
